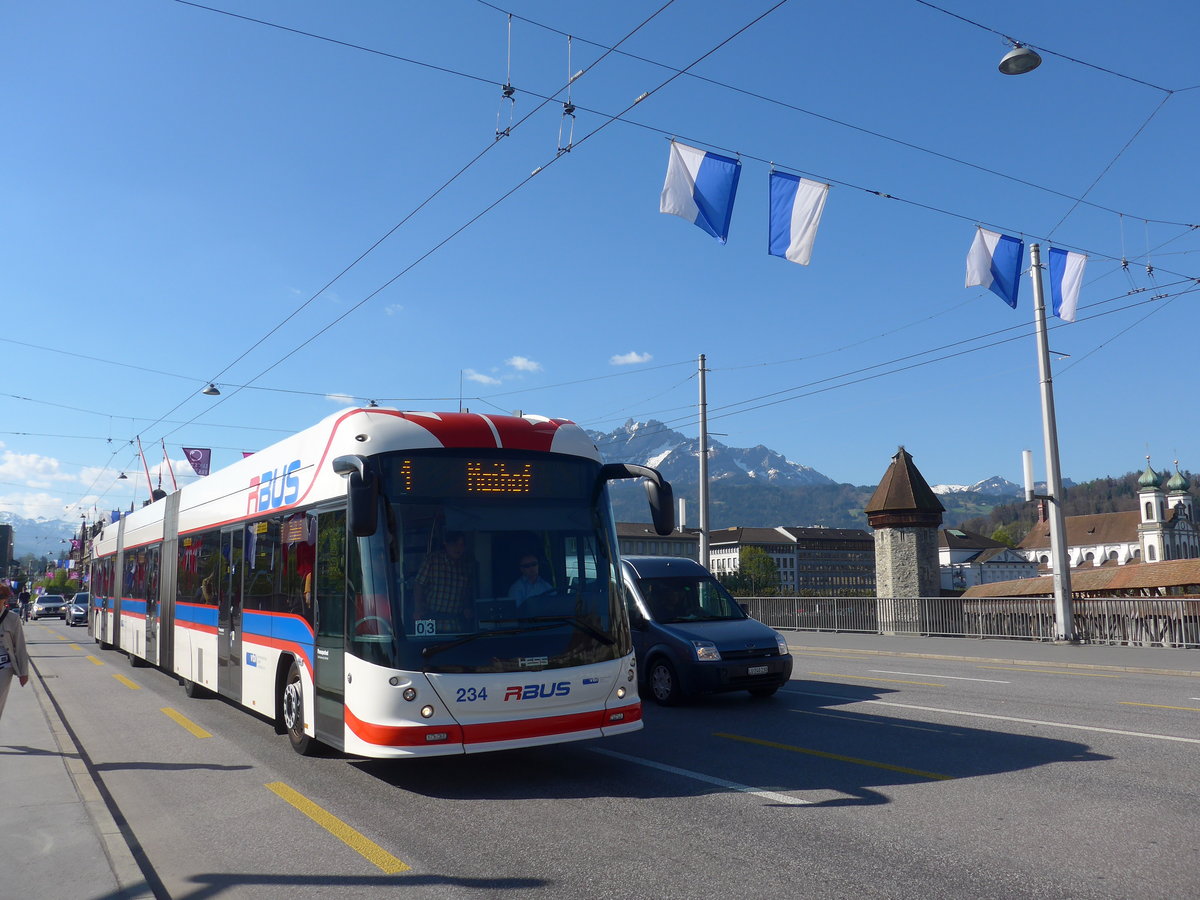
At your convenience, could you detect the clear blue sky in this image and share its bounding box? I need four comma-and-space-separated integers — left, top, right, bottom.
2, 0, 1198, 522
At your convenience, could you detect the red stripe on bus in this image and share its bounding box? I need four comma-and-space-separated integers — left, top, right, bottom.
463, 702, 642, 744
345, 702, 641, 748
344, 706, 465, 746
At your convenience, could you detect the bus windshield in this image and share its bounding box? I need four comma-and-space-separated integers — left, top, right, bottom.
349, 449, 629, 673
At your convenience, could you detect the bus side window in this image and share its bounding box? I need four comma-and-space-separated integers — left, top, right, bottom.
315, 510, 346, 639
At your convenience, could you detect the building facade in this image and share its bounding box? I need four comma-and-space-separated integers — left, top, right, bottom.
940, 528, 1039, 592
1019, 461, 1199, 570
616, 523, 700, 560
708, 525, 875, 595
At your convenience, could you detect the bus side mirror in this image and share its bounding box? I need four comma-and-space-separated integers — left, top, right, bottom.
334, 455, 379, 537
599, 463, 675, 536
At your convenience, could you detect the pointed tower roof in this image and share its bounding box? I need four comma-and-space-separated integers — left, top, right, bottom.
1166, 462, 1190, 493
865, 446, 944, 529
1138, 458, 1163, 491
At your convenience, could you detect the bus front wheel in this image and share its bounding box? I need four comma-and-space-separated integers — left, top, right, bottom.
282, 662, 316, 756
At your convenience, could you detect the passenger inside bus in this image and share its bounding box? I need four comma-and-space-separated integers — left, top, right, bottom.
413, 531, 475, 633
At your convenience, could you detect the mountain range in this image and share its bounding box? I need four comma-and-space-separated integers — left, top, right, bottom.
589, 420, 1062, 530
1, 511, 83, 560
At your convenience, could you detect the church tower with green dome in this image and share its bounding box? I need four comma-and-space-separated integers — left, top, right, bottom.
1138, 458, 1167, 562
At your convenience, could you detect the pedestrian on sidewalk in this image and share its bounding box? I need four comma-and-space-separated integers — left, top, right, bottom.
0, 587, 31, 722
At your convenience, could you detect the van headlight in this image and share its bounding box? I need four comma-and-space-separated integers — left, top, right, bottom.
773, 631, 789, 656
692, 640, 721, 661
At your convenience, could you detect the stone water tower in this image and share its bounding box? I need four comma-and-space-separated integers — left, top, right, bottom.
866, 447, 944, 631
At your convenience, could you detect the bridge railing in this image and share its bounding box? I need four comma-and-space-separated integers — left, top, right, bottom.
737, 595, 1200, 649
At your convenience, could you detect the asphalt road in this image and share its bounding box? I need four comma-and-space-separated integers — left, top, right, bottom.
31, 619, 1200, 899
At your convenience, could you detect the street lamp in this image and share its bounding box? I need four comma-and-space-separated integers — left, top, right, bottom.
999, 42, 1042, 75
999, 50, 1070, 639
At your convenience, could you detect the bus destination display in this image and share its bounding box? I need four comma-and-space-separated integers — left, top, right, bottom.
385, 454, 589, 500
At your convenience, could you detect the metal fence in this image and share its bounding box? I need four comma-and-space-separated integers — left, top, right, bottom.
739, 595, 1200, 649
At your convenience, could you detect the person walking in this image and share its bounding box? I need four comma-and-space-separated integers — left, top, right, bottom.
0, 589, 31, 722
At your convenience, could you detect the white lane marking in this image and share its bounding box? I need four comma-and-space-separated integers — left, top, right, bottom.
784, 690, 1200, 745
590, 748, 812, 805
870, 669, 1011, 684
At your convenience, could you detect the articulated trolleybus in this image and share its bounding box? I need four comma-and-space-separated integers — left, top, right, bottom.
89, 407, 673, 757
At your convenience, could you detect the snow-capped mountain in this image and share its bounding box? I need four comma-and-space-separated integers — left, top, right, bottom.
0, 511, 82, 558
587, 420, 835, 487
931, 475, 1075, 499
932, 476, 1024, 498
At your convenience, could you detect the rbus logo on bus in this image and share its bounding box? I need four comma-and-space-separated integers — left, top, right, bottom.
247, 460, 302, 514
503, 682, 571, 702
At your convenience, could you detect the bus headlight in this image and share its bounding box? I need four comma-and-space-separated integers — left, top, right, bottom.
402, 687, 417, 701
616, 686, 627, 699
420, 705, 435, 719
692, 640, 721, 661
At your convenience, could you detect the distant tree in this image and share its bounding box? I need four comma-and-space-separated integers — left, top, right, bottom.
720, 546, 780, 597
990, 524, 1017, 547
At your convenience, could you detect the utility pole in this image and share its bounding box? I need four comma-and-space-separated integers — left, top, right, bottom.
697, 354, 710, 569
1029, 243, 1074, 641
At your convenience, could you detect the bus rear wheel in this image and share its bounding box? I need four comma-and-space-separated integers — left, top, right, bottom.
282, 662, 316, 756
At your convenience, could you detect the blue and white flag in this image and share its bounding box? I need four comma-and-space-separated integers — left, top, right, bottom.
660, 141, 742, 244
1048, 247, 1086, 323
768, 172, 829, 266
965, 227, 1024, 308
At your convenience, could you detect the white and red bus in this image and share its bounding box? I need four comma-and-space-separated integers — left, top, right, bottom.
89, 407, 672, 757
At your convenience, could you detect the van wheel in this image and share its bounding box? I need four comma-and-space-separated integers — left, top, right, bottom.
281, 662, 316, 755
648, 659, 682, 706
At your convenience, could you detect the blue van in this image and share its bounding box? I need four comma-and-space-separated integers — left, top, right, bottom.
621, 556, 793, 705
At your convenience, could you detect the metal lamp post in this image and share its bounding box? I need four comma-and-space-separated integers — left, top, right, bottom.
1027, 243, 1074, 641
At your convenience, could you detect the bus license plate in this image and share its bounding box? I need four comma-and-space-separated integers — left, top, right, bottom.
748, 665, 768, 675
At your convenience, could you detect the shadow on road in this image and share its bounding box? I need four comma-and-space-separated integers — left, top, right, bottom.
351, 679, 1110, 807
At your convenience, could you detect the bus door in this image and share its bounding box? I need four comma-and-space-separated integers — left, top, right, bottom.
218, 527, 244, 701
144, 547, 161, 666
313, 510, 347, 744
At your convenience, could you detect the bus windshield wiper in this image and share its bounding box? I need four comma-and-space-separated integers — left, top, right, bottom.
518, 614, 615, 645
421, 621, 564, 658
421, 616, 614, 659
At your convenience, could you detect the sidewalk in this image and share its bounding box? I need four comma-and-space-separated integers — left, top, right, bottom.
0, 653, 153, 900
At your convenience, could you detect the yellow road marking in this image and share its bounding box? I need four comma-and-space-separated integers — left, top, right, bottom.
796, 709, 947, 734
86, 655, 104, 666
1119, 701, 1200, 712
266, 782, 412, 873
715, 732, 953, 781
161, 707, 212, 739
112, 673, 141, 690
69, 643, 82, 651
55, 634, 67, 641
978, 666, 1119, 678
810, 671, 944, 687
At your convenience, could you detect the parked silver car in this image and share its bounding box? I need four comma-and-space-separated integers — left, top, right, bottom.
31, 594, 69, 620
64, 592, 90, 627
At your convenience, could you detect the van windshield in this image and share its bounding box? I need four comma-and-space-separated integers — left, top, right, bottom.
636, 575, 746, 624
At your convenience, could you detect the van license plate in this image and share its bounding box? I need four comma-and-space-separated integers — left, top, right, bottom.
748, 665, 768, 675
